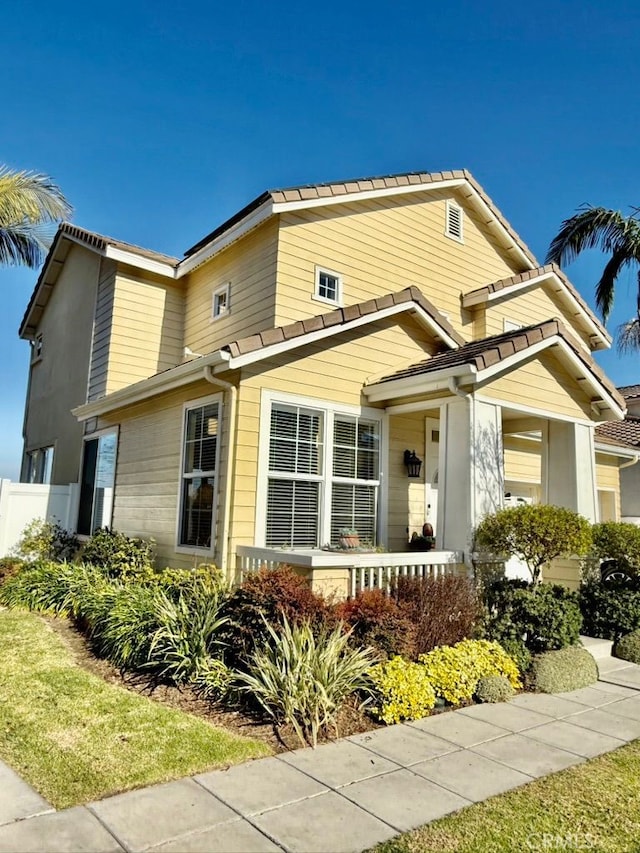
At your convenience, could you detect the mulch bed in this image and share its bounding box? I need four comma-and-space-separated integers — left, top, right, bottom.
44, 616, 378, 753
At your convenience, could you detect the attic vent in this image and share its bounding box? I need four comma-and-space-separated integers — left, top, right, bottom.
445, 201, 464, 242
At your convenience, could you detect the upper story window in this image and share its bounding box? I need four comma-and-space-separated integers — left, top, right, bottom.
314, 267, 342, 306
26, 446, 54, 484
31, 333, 43, 363
445, 201, 464, 243
212, 283, 230, 320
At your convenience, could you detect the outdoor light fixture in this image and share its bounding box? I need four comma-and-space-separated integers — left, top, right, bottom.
404, 449, 423, 478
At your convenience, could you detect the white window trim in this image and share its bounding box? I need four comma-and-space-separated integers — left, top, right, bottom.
211, 283, 231, 321
445, 200, 464, 243
255, 389, 388, 548
77, 427, 119, 536
313, 266, 343, 307
174, 393, 223, 555
25, 443, 55, 484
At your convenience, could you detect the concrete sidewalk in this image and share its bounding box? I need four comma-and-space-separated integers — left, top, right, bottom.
2, 641, 640, 853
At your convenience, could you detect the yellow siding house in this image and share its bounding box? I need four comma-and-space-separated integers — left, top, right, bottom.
19, 170, 636, 594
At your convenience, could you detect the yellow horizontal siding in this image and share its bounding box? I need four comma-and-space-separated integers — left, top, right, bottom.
481, 350, 593, 420
88, 259, 116, 400
99, 378, 228, 570
388, 413, 425, 551
276, 189, 521, 337
596, 454, 621, 520
484, 285, 592, 349
504, 437, 542, 484
184, 219, 278, 355
105, 274, 184, 393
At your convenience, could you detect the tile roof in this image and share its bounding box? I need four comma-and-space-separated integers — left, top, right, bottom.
462, 263, 610, 344
596, 416, 640, 448
373, 318, 624, 410
619, 384, 640, 400
184, 169, 538, 266
221, 286, 466, 358
58, 222, 179, 266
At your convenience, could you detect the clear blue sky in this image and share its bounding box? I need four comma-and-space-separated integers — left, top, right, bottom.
2, 0, 639, 479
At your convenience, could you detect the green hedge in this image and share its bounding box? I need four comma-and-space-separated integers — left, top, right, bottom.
579, 579, 640, 640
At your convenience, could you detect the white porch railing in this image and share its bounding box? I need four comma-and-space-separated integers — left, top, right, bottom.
235, 545, 466, 597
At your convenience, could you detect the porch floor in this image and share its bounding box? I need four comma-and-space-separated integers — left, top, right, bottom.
2, 642, 640, 852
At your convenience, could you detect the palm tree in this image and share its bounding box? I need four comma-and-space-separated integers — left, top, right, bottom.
0, 166, 72, 268
546, 205, 640, 352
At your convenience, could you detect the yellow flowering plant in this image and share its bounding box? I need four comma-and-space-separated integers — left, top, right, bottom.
369, 656, 436, 724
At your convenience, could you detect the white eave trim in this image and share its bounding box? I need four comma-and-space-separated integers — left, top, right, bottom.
104, 246, 178, 278
595, 441, 640, 459
364, 364, 477, 403
176, 177, 536, 277
462, 272, 611, 348
219, 301, 462, 372
73, 351, 231, 421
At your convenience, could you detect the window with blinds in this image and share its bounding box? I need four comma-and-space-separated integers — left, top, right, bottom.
178, 401, 219, 549
265, 402, 380, 548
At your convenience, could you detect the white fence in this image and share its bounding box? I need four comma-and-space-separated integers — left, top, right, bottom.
0, 480, 79, 557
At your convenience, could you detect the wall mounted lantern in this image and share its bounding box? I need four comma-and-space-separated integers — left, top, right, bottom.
403, 449, 423, 478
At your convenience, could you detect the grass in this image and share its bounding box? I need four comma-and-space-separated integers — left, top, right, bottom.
0, 609, 270, 808
373, 740, 640, 853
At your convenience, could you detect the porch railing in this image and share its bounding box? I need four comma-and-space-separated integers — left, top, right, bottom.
235, 545, 466, 597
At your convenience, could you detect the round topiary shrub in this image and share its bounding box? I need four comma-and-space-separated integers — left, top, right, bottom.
528, 646, 598, 694
613, 630, 640, 664
475, 675, 514, 703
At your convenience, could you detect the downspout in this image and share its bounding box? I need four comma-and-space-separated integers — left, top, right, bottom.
203, 366, 237, 579
447, 376, 470, 398
620, 456, 640, 471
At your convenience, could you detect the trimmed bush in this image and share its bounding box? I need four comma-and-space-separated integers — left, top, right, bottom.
219, 566, 328, 668
235, 616, 376, 747
484, 579, 582, 656
613, 630, 640, 665
15, 518, 79, 563
475, 505, 592, 583
475, 675, 514, 704
528, 647, 598, 693
579, 578, 640, 640
80, 528, 154, 579
369, 656, 436, 724
591, 522, 640, 578
335, 589, 415, 659
420, 639, 521, 706
392, 574, 481, 655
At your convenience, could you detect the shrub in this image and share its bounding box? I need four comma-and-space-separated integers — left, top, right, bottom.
475, 675, 514, 703
391, 574, 481, 656
484, 579, 582, 655
235, 616, 376, 747
15, 518, 79, 563
219, 566, 328, 668
80, 528, 154, 579
335, 589, 415, 659
0, 561, 99, 616
579, 578, 640, 640
420, 639, 521, 706
591, 522, 640, 578
613, 630, 640, 665
191, 657, 232, 701
369, 656, 436, 724
0, 557, 25, 587
475, 505, 592, 583
528, 647, 598, 693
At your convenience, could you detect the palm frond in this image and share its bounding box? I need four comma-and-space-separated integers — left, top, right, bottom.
0, 222, 51, 267
617, 317, 640, 354
545, 206, 640, 266
0, 167, 72, 225
595, 248, 633, 321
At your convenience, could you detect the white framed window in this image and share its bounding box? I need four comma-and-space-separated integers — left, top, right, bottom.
77, 431, 117, 535
212, 283, 230, 320
26, 446, 54, 484
260, 392, 383, 548
177, 396, 222, 551
503, 319, 522, 332
31, 333, 43, 363
445, 200, 464, 242
314, 267, 342, 306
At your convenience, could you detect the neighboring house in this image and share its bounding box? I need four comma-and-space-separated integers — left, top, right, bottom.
18, 169, 635, 593
597, 385, 640, 524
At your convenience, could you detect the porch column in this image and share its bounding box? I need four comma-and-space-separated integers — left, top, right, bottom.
542, 420, 597, 521
438, 397, 504, 553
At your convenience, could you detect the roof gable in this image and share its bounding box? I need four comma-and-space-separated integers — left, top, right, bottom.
461, 264, 611, 350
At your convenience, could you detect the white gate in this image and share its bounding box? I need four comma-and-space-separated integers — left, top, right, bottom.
0, 480, 79, 557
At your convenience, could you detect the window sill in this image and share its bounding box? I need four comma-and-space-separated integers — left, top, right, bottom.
312, 294, 342, 309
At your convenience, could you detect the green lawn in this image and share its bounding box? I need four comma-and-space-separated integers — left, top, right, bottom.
0, 609, 270, 808
374, 740, 640, 853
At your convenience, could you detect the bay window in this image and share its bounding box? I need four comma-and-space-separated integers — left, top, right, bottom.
264, 397, 381, 548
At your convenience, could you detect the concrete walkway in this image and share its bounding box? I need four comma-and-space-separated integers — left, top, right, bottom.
2, 638, 640, 853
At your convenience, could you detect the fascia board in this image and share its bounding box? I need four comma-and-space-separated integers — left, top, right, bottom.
364, 364, 477, 403
73, 351, 231, 421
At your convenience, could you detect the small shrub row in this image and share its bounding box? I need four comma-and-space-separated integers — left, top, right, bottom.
579, 578, 640, 640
